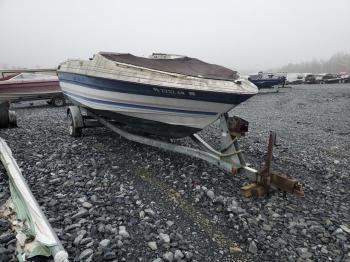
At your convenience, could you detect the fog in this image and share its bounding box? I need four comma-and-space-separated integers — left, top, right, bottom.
1, 0, 349, 72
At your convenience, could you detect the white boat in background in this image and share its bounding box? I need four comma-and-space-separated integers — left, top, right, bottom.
57, 52, 258, 138
286, 73, 305, 84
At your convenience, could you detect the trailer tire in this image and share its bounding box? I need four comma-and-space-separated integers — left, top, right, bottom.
8, 110, 17, 128
0, 107, 9, 128
68, 110, 82, 137
51, 96, 65, 107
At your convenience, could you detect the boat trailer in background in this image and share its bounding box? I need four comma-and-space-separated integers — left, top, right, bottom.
0, 101, 17, 128
67, 106, 304, 198
0, 138, 68, 262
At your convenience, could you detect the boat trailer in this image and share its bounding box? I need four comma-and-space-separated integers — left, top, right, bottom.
67, 106, 304, 197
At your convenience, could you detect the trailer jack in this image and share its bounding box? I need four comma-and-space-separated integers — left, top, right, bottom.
240, 131, 304, 198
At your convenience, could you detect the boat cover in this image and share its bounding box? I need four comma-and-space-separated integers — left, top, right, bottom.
100, 52, 238, 80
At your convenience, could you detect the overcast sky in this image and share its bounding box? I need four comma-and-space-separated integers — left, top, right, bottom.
1, 0, 349, 72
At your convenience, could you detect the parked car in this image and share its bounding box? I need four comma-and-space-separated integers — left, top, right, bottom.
321, 73, 341, 84
304, 74, 316, 84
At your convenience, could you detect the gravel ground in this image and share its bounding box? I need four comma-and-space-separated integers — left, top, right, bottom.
0, 84, 349, 262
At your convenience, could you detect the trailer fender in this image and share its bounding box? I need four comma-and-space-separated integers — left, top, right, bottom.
67, 106, 84, 128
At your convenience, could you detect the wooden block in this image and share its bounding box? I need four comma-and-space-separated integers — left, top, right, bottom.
240, 183, 257, 198
241, 183, 267, 197
252, 185, 267, 197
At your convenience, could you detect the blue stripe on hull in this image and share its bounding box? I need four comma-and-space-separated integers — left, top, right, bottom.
63, 90, 217, 116
58, 71, 253, 104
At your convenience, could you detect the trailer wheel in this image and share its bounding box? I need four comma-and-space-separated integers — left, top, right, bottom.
68, 110, 82, 137
8, 110, 17, 128
0, 107, 9, 128
51, 96, 65, 107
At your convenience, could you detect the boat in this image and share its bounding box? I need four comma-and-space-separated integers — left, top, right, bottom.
0, 72, 65, 106
286, 73, 304, 85
248, 72, 286, 89
57, 52, 258, 138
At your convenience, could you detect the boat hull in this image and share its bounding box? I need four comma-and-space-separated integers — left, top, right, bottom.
58, 52, 258, 138
59, 72, 254, 138
0, 80, 61, 102
73, 101, 201, 138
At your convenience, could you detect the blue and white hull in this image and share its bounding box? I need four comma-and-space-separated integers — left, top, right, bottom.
58, 53, 258, 137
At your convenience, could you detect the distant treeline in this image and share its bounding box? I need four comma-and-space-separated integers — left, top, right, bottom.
277, 53, 350, 73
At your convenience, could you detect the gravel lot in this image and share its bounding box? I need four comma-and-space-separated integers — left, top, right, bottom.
0, 84, 349, 262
